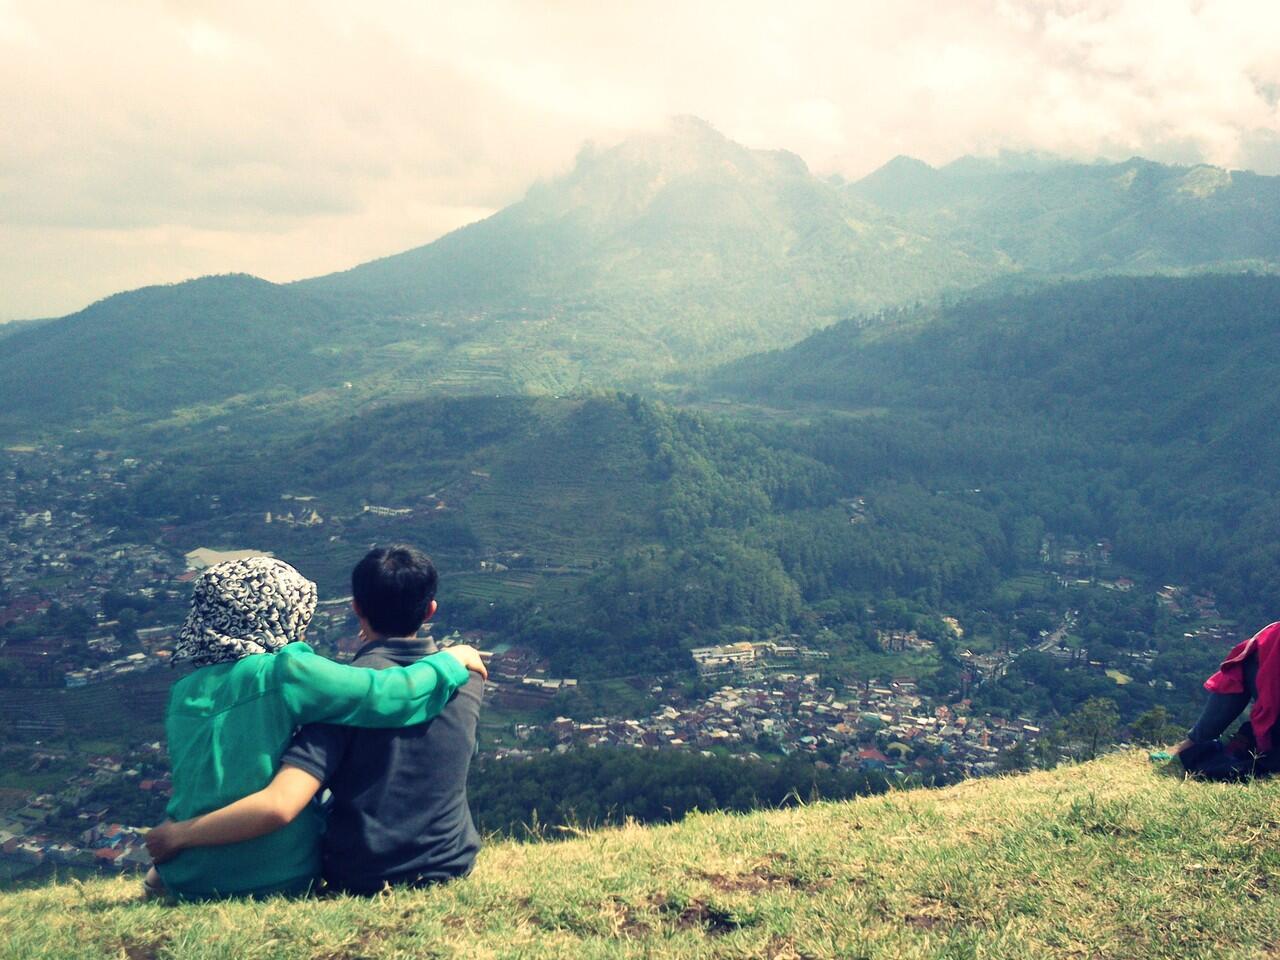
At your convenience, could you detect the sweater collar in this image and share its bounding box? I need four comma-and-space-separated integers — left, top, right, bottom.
351, 634, 438, 663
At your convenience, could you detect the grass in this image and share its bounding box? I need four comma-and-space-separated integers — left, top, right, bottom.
475, 702, 556, 749
3, 751, 1280, 958
992, 574, 1054, 605
0, 765, 78, 793
833, 649, 939, 683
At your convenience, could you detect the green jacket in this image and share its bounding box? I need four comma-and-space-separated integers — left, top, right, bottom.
156, 642, 472, 899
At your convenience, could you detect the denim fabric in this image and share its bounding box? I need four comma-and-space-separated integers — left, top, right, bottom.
1188, 653, 1260, 744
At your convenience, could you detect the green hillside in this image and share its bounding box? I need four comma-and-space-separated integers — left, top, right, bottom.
92, 393, 852, 674
98, 393, 833, 570
0, 119, 996, 438
2, 752, 1277, 958
709, 272, 1280, 628
0, 275, 357, 435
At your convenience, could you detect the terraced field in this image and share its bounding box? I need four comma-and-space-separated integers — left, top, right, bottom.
449, 572, 542, 604
0, 673, 172, 745
448, 569, 589, 605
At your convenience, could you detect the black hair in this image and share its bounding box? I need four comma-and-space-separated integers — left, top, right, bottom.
351, 544, 438, 638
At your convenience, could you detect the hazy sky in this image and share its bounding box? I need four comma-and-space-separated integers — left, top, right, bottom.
3, 0, 1279, 321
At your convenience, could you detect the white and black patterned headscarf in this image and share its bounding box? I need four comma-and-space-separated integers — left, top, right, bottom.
173, 556, 317, 667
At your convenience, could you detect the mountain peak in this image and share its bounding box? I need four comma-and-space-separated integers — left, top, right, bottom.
940, 149, 1071, 177
570, 116, 766, 181
883, 154, 936, 174
666, 113, 727, 142
848, 154, 942, 209
523, 117, 810, 224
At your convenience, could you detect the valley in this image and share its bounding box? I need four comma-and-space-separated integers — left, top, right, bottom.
2, 122, 1279, 891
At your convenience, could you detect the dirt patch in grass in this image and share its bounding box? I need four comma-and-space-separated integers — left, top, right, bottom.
897, 893, 965, 932
603, 895, 653, 938
309, 918, 392, 960
518, 894, 656, 939
692, 852, 836, 894
904, 914, 945, 931
693, 865, 835, 894
120, 938, 166, 960
652, 893, 744, 936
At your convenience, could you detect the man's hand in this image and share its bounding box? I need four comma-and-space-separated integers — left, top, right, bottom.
445, 644, 488, 680
145, 820, 187, 864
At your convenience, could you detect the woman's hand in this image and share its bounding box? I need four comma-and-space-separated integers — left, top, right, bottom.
144, 820, 187, 864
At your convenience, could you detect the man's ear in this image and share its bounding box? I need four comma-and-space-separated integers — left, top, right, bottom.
351, 599, 363, 619
425, 599, 438, 622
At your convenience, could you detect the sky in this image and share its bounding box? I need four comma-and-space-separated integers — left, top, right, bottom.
3, 0, 1279, 321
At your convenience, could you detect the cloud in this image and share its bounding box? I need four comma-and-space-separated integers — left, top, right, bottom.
2, 0, 1278, 319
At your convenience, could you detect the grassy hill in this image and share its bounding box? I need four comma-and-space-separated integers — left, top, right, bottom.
711, 274, 1280, 448
3, 752, 1279, 958
97, 392, 831, 569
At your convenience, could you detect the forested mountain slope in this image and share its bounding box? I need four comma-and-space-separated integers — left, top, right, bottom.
0, 275, 351, 432
710, 273, 1280, 626
0, 119, 993, 437
90, 389, 1026, 679
96, 393, 853, 674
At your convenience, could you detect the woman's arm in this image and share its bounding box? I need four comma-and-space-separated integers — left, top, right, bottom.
145, 765, 323, 863
278, 644, 488, 728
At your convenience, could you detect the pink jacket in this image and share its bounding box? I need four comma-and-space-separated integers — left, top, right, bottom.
1205, 621, 1280, 753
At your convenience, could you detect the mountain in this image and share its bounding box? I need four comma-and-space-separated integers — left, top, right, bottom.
0, 317, 52, 341
0, 118, 998, 438
298, 115, 993, 372
5, 121, 1280, 439
848, 151, 1280, 274
0, 274, 357, 433
4, 752, 1276, 958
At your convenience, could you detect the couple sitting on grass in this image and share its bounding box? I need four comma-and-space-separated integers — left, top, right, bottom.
143, 544, 488, 901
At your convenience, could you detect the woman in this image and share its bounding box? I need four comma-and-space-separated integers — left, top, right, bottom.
145, 556, 486, 899
1176, 621, 1280, 780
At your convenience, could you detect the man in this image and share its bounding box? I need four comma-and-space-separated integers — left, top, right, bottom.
146, 544, 485, 893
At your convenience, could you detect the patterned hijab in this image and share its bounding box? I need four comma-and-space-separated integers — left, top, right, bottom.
173, 556, 317, 667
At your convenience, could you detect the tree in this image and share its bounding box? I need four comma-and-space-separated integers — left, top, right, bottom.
997, 739, 1032, 773
1130, 706, 1182, 747
1066, 697, 1120, 761
1033, 724, 1067, 769
113, 608, 140, 644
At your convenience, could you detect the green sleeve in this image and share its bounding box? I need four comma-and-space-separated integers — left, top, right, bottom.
275, 645, 473, 728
